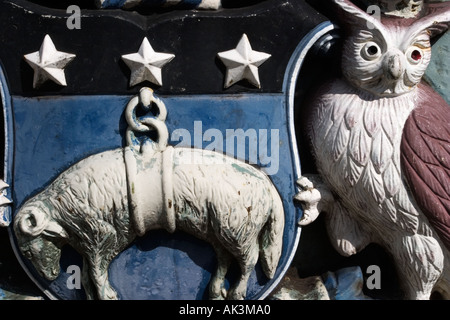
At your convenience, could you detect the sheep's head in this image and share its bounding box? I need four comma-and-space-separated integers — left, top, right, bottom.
14, 200, 68, 281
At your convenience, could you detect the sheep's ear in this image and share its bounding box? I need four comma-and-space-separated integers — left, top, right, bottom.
42, 221, 68, 239
16, 209, 48, 237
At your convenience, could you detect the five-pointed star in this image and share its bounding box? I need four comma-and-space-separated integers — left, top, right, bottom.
24, 34, 76, 88
217, 34, 271, 89
121, 37, 175, 87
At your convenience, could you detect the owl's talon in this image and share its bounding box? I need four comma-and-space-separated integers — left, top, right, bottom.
294, 175, 334, 225
298, 209, 321, 226
294, 176, 323, 225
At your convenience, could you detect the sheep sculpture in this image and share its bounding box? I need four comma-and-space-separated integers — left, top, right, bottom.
13, 89, 285, 300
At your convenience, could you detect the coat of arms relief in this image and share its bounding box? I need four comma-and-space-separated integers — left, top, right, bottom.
0, 0, 449, 301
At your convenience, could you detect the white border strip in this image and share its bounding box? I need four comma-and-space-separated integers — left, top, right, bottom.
258, 21, 337, 300
1, 67, 58, 300
0, 69, 12, 226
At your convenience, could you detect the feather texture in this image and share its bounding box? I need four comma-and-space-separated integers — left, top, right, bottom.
401, 83, 450, 251
304, 0, 450, 300
308, 79, 420, 231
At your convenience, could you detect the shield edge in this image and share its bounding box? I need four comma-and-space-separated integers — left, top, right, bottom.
0, 66, 13, 227
257, 21, 337, 300
2, 21, 337, 300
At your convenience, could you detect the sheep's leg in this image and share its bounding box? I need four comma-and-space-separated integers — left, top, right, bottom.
209, 243, 232, 300
81, 257, 96, 300
227, 243, 259, 300
87, 255, 118, 300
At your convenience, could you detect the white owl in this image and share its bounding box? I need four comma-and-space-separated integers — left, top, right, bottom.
296, 0, 450, 299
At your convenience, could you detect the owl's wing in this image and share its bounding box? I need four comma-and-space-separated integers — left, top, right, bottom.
401, 83, 450, 251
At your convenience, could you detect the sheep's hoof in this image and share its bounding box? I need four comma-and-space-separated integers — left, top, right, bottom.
227, 288, 245, 300
101, 286, 119, 300
221, 288, 228, 299
209, 287, 227, 300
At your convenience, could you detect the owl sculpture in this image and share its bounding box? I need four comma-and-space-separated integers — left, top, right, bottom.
296, 0, 450, 299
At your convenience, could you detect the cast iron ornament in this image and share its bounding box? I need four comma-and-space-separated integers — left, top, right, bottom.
297, 0, 450, 300
0, 0, 333, 300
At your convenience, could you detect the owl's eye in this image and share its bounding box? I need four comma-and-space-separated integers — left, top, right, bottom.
406, 47, 424, 65
361, 42, 382, 60
411, 50, 421, 61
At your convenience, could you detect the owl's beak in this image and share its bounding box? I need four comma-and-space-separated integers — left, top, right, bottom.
384, 52, 404, 80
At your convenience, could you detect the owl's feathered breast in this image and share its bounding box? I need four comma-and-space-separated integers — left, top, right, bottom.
307, 79, 422, 231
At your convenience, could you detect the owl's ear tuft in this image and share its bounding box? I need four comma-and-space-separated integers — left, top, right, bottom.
332, 0, 383, 32
413, 4, 450, 39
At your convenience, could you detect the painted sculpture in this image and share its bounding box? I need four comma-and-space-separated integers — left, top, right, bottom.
1, 0, 326, 300
96, 0, 222, 10
296, 0, 450, 299
361, 0, 425, 18
13, 88, 285, 300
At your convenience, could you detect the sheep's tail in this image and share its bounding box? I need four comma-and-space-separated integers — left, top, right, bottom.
259, 185, 285, 279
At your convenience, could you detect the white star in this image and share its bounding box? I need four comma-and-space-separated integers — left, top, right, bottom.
121, 37, 175, 87
24, 34, 76, 88
217, 34, 271, 89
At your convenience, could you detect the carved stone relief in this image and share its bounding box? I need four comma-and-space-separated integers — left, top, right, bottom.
0, 0, 449, 302
1, 0, 327, 300
296, 0, 450, 299
13, 88, 285, 300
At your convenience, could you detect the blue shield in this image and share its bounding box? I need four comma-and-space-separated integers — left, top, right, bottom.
0, 0, 335, 300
